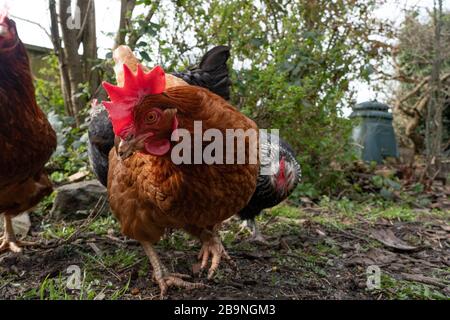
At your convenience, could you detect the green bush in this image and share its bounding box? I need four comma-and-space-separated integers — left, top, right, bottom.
133, 0, 389, 196
34, 55, 90, 182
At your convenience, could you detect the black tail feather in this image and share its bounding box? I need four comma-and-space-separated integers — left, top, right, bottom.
172, 46, 232, 100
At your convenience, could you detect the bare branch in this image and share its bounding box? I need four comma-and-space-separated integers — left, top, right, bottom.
76, 0, 93, 43
114, 0, 136, 49
10, 14, 52, 41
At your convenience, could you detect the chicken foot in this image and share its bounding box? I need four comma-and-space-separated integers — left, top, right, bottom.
240, 219, 269, 245
141, 241, 205, 298
198, 233, 236, 279
0, 215, 35, 253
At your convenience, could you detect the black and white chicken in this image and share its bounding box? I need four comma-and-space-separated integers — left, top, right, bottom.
238, 132, 301, 243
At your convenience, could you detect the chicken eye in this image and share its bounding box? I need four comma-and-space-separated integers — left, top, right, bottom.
145, 111, 159, 124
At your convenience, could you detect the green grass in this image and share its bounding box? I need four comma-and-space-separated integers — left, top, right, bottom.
367, 206, 417, 222
33, 193, 57, 217
310, 215, 349, 229
22, 271, 131, 300
261, 197, 444, 233
23, 273, 97, 300
41, 222, 76, 240
87, 216, 119, 235
269, 205, 301, 219
315, 239, 341, 257
308, 197, 449, 229
101, 248, 140, 269
40, 215, 119, 241
375, 274, 449, 300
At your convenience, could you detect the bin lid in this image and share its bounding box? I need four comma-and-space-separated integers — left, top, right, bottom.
350, 100, 392, 119
353, 100, 390, 111
350, 110, 393, 120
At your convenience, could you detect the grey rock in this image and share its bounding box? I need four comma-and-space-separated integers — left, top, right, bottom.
50, 180, 109, 220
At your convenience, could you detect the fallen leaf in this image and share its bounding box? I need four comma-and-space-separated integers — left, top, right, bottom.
316, 229, 326, 237
300, 197, 313, 204
131, 288, 140, 295
94, 292, 106, 300
68, 170, 90, 182
374, 168, 397, 178
370, 228, 419, 251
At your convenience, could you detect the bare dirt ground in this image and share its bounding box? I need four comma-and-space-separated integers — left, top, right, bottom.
0, 198, 449, 300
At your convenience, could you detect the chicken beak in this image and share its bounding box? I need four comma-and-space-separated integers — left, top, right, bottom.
116, 132, 154, 160
117, 138, 139, 161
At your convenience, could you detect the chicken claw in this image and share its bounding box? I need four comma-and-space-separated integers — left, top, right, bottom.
198, 235, 236, 279
0, 215, 36, 254
0, 236, 21, 253
240, 219, 269, 245
0, 239, 22, 253
141, 241, 205, 298
153, 272, 205, 298
0, 237, 37, 253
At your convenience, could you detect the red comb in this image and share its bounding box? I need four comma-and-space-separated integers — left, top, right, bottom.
102, 64, 165, 137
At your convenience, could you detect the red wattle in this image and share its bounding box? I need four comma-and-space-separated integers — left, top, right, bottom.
144, 139, 171, 156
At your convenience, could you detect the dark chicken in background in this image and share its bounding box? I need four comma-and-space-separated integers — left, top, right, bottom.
88, 45, 301, 243
239, 132, 301, 243
0, 14, 57, 252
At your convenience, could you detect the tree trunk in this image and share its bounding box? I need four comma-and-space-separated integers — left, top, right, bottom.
114, 0, 136, 49
80, 0, 99, 96
425, 0, 443, 178
48, 0, 99, 127
59, 0, 85, 126
49, 0, 74, 117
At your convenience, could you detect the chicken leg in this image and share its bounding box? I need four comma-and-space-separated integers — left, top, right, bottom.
240, 219, 269, 245
0, 215, 23, 253
198, 233, 236, 279
141, 241, 205, 298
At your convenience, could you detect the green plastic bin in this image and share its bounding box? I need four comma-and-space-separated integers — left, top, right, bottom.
350, 100, 398, 163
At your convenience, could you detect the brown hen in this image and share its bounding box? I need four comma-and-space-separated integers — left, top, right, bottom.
0, 15, 56, 252
103, 61, 258, 297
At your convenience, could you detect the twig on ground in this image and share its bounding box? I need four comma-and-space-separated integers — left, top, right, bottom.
117, 258, 145, 273
334, 227, 372, 244
400, 273, 449, 289
0, 279, 13, 291
65, 197, 107, 243
77, 250, 122, 281
41, 197, 107, 249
